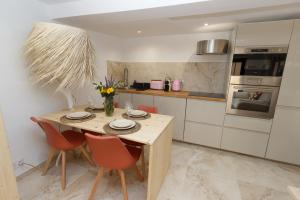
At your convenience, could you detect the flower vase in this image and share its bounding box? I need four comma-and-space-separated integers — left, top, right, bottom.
104, 96, 114, 116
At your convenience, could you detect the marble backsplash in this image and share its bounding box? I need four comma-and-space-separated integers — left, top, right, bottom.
107, 61, 229, 93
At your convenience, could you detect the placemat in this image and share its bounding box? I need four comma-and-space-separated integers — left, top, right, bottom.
60, 114, 96, 123
84, 107, 104, 113
103, 122, 141, 135
122, 113, 151, 120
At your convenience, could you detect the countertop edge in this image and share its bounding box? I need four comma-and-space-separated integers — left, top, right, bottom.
116, 89, 226, 102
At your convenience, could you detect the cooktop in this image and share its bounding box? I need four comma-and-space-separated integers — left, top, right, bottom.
188, 91, 225, 99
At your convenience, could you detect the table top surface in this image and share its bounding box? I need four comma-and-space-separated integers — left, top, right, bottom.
40, 106, 174, 145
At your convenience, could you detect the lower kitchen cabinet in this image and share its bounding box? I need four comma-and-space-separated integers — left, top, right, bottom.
221, 127, 269, 157
266, 106, 300, 165
132, 94, 154, 109
184, 121, 222, 148
154, 96, 186, 140
186, 99, 226, 126
224, 114, 273, 133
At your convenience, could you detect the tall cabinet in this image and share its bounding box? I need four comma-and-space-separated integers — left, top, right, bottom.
266, 20, 300, 165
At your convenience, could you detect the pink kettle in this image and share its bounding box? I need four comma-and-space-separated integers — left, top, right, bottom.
172, 80, 183, 91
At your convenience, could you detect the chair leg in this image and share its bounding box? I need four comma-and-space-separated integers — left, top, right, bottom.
42, 147, 57, 175
117, 170, 128, 200
109, 169, 113, 176
88, 167, 104, 200
134, 164, 144, 182
141, 146, 146, 177
79, 145, 94, 166
61, 151, 67, 190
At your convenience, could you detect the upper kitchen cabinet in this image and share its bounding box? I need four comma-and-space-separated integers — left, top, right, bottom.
235, 20, 293, 47
277, 20, 300, 108
154, 96, 186, 141
132, 94, 154, 109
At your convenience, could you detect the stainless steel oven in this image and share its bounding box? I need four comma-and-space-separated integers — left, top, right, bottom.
226, 46, 288, 119
226, 85, 279, 119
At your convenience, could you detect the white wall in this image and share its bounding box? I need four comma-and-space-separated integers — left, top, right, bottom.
0, 0, 68, 176
120, 31, 232, 62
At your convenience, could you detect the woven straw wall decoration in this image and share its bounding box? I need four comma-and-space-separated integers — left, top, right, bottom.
24, 22, 96, 92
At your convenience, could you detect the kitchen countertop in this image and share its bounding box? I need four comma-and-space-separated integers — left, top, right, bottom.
116, 88, 226, 102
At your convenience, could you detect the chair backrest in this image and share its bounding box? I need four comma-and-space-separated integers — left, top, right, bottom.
137, 105, 158, 114
30, 117, 73, 150
114, 102, 120, 108
85, 133, 135, 169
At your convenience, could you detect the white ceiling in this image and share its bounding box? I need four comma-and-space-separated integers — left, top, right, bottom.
41, 0, 300, 37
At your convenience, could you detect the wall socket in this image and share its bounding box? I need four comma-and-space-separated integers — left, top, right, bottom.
17, 159, 24, 167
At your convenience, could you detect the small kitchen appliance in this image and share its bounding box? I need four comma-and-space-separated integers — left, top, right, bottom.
150, 80, 164, 90
172, 80, 183, 91
164, 77, 172, 92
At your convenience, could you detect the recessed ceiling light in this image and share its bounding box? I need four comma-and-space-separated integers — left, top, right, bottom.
204, 23, 209, 26
137, 30, 142, 34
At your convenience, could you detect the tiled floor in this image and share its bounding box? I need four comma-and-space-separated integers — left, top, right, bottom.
18, 141, 300, 200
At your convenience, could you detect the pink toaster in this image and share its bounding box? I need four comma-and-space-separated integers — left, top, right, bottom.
150, 80, 164, 90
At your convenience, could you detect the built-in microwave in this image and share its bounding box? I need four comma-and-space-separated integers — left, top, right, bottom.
231, 46, 288, 86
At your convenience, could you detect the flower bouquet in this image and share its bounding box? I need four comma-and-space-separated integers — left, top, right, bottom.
94, 76, 117, 116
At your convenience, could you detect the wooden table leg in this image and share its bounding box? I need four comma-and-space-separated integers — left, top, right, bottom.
146, 120, 173, 200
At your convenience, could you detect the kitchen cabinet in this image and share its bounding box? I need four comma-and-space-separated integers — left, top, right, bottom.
186, 99, 226, 126
154, 96, 186, 140
224, 115, 273, 133
132, 94, 154, 109
184, 99, 225, 147
266, 106, 300, 165
235, 20, 293, 46
184, 121, 222, 148
277, 20, 300, 108
117, 93, 132, 108
221, 127, 269, 157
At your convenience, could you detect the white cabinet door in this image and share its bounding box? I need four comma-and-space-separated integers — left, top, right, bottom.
132, 94, 154, 109
221, 127, 269, 157
184, 121, 222, 148
186, 99, 226, 126
277, 20, 300, 108
118, 93, 132, 108
266, 106, 300, 165
224, 115, 273, 133
236, 20, 293, 46
154, 96, 186, 140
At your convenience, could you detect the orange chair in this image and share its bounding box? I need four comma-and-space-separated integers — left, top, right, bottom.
30, 117, 94, 190
121, 105, 158, 177
85, 133, 144, 200
114, 102, 120, 108
137, 105, 158, 114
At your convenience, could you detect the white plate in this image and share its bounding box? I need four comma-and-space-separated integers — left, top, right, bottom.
66, 112, 91, 119
127, 110, 147, 117
109, 123, 136, 130
109, 119, 136, 128
88, 105, 104, 110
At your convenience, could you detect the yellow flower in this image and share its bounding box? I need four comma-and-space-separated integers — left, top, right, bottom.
107, 87, 114, 94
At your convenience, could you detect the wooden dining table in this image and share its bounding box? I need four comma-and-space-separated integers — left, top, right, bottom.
41, 106, 174, 200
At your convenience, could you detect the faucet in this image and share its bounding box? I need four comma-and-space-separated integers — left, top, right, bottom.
124, 67, 129, 88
